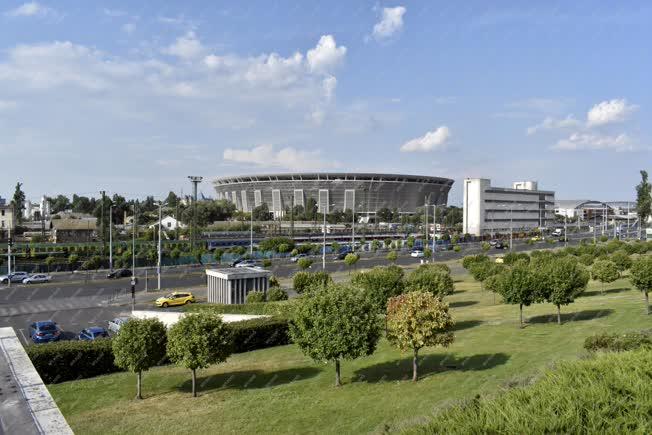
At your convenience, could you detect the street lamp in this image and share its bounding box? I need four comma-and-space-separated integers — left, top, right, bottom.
157, 201, 165, 290
322, 202, 336, 270
109, 204, 113, 272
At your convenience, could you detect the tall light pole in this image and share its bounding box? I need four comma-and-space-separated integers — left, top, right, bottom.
351, 200, 355, 253
564, 214, 568, 247
7, 226, 12, 285
249, 203, 254, 257
109, 204, 113, 272
188, 176, 203, 249
132, 203, 137, 276
424, 196, 429, 250
100, 190, 106, 256
157, 201, 163, 290
323, 208, 327, 270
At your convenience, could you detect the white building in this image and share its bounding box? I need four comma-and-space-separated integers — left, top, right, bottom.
463, 179, 555, 236
23, 196, 51, 221
148, 215, 186, 230
0, 201, 14, 236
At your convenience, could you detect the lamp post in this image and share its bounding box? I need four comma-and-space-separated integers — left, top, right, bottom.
157, 201, 163, 290
109, 204, 113, 272
322, 202, 336, 270
249, 204, 254, 257
132, 203, 137, 276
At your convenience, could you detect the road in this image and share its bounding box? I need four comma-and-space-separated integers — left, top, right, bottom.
0, 233, 599, 345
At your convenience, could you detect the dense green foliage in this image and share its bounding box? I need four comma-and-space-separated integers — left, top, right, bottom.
267, 287, 289, 301
185, 300, 296, 318
386, 250, 398, 263
494, 261, 541, 327
297, 257, 313, 270
351, 265, 405, 311
610, 250, 632, 272
258, 237, 295, 253
538, 257, 590, 324
406, 265, 454, 298
591, 259, 620, 293
228, 317, 291, 353
413, 349, 652, 434
584, 331, 652, 352
462, 254, 489, 270
630, 255, 652, 314
27, 339, 119, 384
292, 271, 332, 294
246, 291, 266, 303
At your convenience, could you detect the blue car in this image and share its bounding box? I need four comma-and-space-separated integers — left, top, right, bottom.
78, 326, 109, 341
29, 321, 62, 343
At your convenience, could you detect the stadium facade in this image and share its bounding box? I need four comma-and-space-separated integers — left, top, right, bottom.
213, 172, 454, 217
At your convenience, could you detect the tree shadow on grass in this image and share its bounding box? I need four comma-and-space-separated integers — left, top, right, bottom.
528, 308, 614, 324
354, 352, 510, 383
449, 300, 478, 308
453, 320, 483, 331
583, 287, 631, 297
180, 367, 322, 393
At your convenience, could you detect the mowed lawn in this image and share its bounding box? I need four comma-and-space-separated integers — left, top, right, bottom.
49, 267, 652, 434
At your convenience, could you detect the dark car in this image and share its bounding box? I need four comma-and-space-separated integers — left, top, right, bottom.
494, 241, 505, 249
107, 269, 132, 279
78, 326, 109, 341
230, 259, 243, 267
29, 320, 62, 343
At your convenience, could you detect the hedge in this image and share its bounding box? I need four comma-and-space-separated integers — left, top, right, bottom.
584, 331, 652, 353
184, 300, 296, 318
228, 317, 291, 353
27, 339, 120, 384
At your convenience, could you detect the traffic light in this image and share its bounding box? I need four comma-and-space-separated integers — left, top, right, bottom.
7, 237, 12, 247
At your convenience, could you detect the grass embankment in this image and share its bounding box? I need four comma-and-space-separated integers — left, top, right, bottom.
49, 270, 652, 434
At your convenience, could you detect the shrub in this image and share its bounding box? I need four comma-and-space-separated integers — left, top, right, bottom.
579, 253, 594, 266
351, 265, 405, 312
262, 258, 272, 268
599, 235, 609, 243
229, 317, 290, 353
292, 271, 332, 294
462, 254, 489, 270
269, 275, 280, 288
453, 245, 461, 252
297, 257, 313, 270
185, 300, 297, 318
503, 252, 530, 265
267, 287, 288, 301
27, 339, 119, 384
611, 250, 632, 272
584, 331, 652, 352
386, 250, 398, 263
246, 291, 266, 303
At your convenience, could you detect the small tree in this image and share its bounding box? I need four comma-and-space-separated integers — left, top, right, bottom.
630, 256, 652, 315
246, 291, 266, 303
351, 265, 405, 312
267, 287, 288, 301
591, 259, 620, 294
167, 313, 232, 397
494, 262, 539, 327
539, 257, 590, 324
297, 257, 313, 270
386, 291, 454, 381
469, 261, 504, 292
406, 236, 415, 249
213, 248, 224, 264
293, 271, 332, 294
386, 250, 398, 263
331, 242, 341, 253
371, 240, 380, 252
171, 247, 181, 264
384, 238, 392, 249
68, 253, 79, 268
344, 253, 359, 274
406, 265, 454, 298
424, 247, 433, 259
290, 283, 381, 386
113, 318, 167, 399
610, 250, 632, 273
45, 256, 56, 272
481, 242, 490, 252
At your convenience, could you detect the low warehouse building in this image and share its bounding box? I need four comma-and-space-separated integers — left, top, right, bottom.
206, 267, 271, 304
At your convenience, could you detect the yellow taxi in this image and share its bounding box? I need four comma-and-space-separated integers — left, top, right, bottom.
155, 292, 196, 308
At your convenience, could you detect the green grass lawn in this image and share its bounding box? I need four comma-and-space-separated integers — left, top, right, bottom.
49, 268, 652, 434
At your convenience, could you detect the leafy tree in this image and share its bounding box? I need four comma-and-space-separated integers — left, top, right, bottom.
371, 240, 380, 252
267, 287, 288, 301
462, 254, 489, 270
68, 254, 79, 267
11, 182, 26, 224
252, 203, 272, 221
469, 261, 504, 291
406, 236, 415, 249
591, 259, 620, 294
170, 247, 181, 264
167, 313, 232, 397
635, 170, 652, 225
297, 257, 313, 270
44, 256, 56, 272
351, 265, 405, 312
344, 253, 359, 273
269, 275, 280, 288
424, 247, 433, 259
503, 252, 529, 265
386, 250, 398, 263
494, 262, 540, 327
331, 241, 341, 253
192, 247, 205, 264
289, 283, 382, 386
48, 194, 71, 214
213, 248, 224, 263
481, 242, 490, 252
277, 243, 290, 254
539, 257, 590, 324
246, 291, 266, 303
611, 250, 632, 272
386, 291, 455, 381
165, 191, 179, 208
113, 318, 167, 399
384, 238, 392, 249
578, 253, 594, 266
406, 265, 454, 298
630, 256, 652, 315
259, 237, 295, 253
292, 271, 332, 294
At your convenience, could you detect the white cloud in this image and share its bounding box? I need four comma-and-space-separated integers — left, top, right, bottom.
322, 75, 337, 101
400, 126, 451, 152
372, 6, 407, 40
526, 115, 581, 135
553, 132, 633, 152
306, 35, 346, 74
5, 2, 53, 17
163, 31, 204, 59
223, 144, 335, 170
0, 100, 17, 111
122, 23, 136, 35
103, 8, 127, 17
586, 99, 638, 127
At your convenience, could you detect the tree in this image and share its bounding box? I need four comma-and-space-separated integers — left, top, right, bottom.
165, 191, 179, 208
630, 256, 652, 315
635, 170, 652, 225
268, 287, 288, 301
591, 259, 620, 295
406, 265, 454, 298
462, 254, 489, 270
113, 318, 167, 399
297, 257, 313, 270
11, 182, 26, 224
68, 254, 79, 268
539, 257, 590, 324
344, 253, 359, 273
45, 256, 56, 272
469, 261, 504, 291
424, 247, 432, 259
351, 265, 405, 312
481, 242, 491, 252
371, 240, 380, 252
331, 241, 341, 253
167, 313, 232, 397
386, 250, 398, 263
386, 292, 454, 381
384, 238, 392, 249
406, 236, 415, 249
170, 247, 181, 264
611, 250, 632, 272
494, 262, 540, 327
292, 271, 332, 293
289, 283, 382, 386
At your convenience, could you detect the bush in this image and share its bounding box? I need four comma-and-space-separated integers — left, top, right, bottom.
185, 300, 297, 318
297, 257, 313, 270
27, 339, 119, 384
246, 291, 266, 303
269, 275, 280, 288
503, 252, 530, 265
584, 331, 652, 352
228, 317, 290, 353
579, 253, 594, 266
599, 235, 609, 243
462, 254, 489, 270
262, 258, 272, 268
267, 287, 288, 301
292, 271, 332, 294
453, 245, 461, 252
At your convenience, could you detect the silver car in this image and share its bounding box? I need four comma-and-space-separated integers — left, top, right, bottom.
22, 274, 52, 284
107, 317, 130, 334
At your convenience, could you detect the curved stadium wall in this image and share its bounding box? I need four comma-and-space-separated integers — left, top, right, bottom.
213, 173, 454, 216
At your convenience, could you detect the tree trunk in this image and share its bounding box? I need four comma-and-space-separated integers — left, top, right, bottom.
412, 348, 419, 382
646, 291, 650, 315
601, 281, 604, 295
556, 304, 561, 325
192, 368, 197, 397
335, 359, 341, 387
519, 303, 523, 328
136, 371, 142, 400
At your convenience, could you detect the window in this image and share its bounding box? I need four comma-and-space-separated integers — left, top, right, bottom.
293, 189, 304, 207
318, 190, 329, 214
254, 190, 262, 207
241, 190, 249, 212
272, 189, 282, 213
167, 222, 172, 228
344, 189, 355, 211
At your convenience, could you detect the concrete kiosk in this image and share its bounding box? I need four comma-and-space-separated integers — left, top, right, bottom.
205, 267, 271, 304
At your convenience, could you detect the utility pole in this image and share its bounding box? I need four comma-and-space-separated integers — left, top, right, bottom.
132, 202, 137, 275
424, 196, 429, 250
7, 227, 12, 287
175, 194, 180, 241
290, 203, 294, 239
322, 209, 327, 270
249, 203, 253, 257
432, 204, 437, 261
351, 198, 355, 253
157, 201, 162, 290
564, 214, 568, 247
509, 206, 513, 252
109, 204, 113, 272
188, 176, 203, 249
100, 190, 106, 256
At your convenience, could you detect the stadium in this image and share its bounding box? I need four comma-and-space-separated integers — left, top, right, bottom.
213, 172, 454, 217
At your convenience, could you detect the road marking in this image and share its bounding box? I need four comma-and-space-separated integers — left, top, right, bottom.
18, 328, 28, 344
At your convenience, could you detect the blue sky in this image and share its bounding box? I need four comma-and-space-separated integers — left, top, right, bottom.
0, 1, 650, 205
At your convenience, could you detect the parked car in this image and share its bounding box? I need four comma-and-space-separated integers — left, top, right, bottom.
107, 317, 130, 334
290, 253, 309, 263
22, 274, 52, 284
410, 250, 425, 258
1, 271, 29, 284
235, 260, 257, 268
494, 241, 505, 249
552, 228, 563, 237
530, 236, 544, 242
107, 269, 132, 279
78, 326, 109, 341
29, 320, 62, 343
489, 239, 499, 246
155, 292, 196, 308
230, 259, 243, 267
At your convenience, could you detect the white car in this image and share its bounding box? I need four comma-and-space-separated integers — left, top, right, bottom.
107, 317, 130, 334
22, 274, 52, 284
235, 260, 257, 268
410, 250, 424, 258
